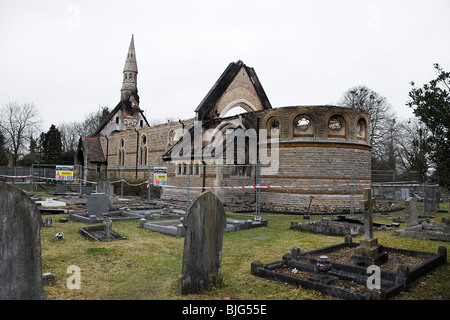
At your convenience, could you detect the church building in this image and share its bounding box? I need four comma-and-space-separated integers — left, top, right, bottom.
76, 35, 372, 212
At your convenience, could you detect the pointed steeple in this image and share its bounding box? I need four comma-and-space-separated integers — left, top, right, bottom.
121, 34, 138, 101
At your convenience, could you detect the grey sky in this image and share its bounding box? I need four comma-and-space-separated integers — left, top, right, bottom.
1, 0, 449, 132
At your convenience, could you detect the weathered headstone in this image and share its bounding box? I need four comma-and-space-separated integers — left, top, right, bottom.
97, 181, 114, 208
43, 216, 52, 227
178, 191, 227, 294
0, 182, 47, 299
103, 218, 113, 242
351, 188, 388, 266
81, 186, 92, 196
87, 193, 109, 217
55, 183, 68, 194
405, 197, 418, 228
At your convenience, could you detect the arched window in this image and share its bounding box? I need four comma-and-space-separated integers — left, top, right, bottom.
118, 139, 125, 167
293, 114, 314, 138
266, 117, 280, 139
327, 115, 346, 139
357, 118, 367, 141
140, 135, 148, 166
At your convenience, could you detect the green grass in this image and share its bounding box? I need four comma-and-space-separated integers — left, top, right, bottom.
40, 203, 449, 300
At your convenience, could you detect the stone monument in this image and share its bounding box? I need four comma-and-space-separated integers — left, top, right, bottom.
0, 182, 47, 299
351, 188, 388, 266
178, 191, 227, 294
405, 197, 418, 228
103, 218, 113, 242
87, 193, 110, 217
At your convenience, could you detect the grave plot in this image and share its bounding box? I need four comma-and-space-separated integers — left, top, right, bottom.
251, 239, 447, 300
79, 219, 126, 242
140, 217, 267, 237
395, 197, 450, 241
252, 190, 447, 300
69, 209, 145, 224
290, 217, 365, 237
69, 193, 146, 223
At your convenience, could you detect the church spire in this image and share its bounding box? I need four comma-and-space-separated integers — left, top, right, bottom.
121, 34, 138, 101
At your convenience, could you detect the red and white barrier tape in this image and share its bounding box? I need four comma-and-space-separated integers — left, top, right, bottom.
1, 174, 435, 189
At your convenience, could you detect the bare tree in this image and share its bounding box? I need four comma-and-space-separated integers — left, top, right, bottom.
339, 86, 398, 169
79, 105, 110, 137
0, 102, 41, 166
58, 121, 82, 153
396, 117, 429, 180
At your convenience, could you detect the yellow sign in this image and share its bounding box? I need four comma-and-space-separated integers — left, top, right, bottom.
154, 167, 167, 186
56, 165, 74, 181
155, 174, 166, 181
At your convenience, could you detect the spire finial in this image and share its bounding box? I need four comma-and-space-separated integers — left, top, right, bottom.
121, 35, 138, 101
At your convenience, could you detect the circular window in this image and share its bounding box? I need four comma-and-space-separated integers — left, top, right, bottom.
297, 117, 311, 132
293, 114, 314, 137
328, 116, 342, 131
142, 135, 147, 145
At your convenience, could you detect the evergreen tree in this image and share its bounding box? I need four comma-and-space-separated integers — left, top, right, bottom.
41, 125, 63, 164
17, 136, 41, 166
408, 63, 450, 187
0, 131, 8, 166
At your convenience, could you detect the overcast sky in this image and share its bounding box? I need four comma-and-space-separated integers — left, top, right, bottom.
1, 0, 449, 132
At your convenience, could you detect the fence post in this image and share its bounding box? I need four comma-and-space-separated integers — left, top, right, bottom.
147, 164, 151, 202
186, 163, 191, 210
255, 163, 261, 221
121, 167, 124, 198
29, 164, 33, 193
350, 168, 355, 214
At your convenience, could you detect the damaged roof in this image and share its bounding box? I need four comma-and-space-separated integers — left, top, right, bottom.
195, 60, 272, 120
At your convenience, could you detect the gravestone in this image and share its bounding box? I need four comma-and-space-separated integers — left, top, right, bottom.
351, 188, 388, 266
178, 191, 227, 294
103, 218, 113, 242
43, 216, 52, 227
97, 181, 114, 209
81, 186, 92, 196
0, 182, 46, 299
55, 183, 68, 194
87, 193, 110, 217
405, 197, 418, 227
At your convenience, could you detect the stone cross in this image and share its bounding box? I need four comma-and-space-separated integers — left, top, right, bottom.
178, 191, 227, 294
352, 188, 388, 266
103, 218, 113, 241
0, 182, 47, 299
359, 188, 374, 239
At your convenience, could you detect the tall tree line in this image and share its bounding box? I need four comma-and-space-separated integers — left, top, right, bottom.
0, 104, 109, 166
339, 63, 449, 187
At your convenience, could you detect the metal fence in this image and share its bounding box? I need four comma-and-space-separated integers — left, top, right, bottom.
0, 165, 443, 216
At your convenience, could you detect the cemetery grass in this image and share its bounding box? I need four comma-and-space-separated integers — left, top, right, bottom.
40, 203, 449, 300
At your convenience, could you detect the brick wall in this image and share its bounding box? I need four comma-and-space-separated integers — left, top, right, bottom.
99, 105, 371, 211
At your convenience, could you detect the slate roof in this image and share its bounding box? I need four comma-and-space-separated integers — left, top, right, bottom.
81, 137, 106, 163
